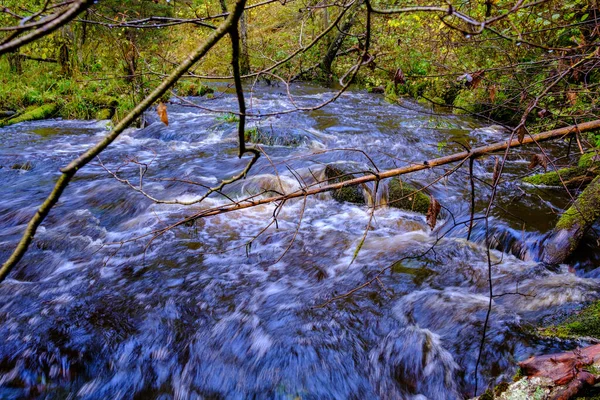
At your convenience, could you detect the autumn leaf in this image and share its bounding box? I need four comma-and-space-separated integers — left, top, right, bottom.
520, 91, 527, 103
426, 197, 441, 230
492, 156, 500, 184
471, 70, 485, 89
537, 108, 551, 118
488, 84, 497, 103
566, 90, 577, 106
516, 125, 527, 144
157, 102, 169, 126
529, 154, 548, 171
393, 68, 405, 85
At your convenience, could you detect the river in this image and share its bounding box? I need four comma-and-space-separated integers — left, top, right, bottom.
0, 83, 598, 399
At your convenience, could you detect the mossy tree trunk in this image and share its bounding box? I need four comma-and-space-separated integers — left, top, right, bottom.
239, 12, 250, 75
543, 176, 600, 264
319, 0, 364, 82
7, 51, 23, 74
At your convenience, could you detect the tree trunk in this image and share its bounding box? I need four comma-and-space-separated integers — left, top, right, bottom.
543, 175, 600, 264
239, 11, 250, 75
319, 0, 364, 82
7, 51, 22, 74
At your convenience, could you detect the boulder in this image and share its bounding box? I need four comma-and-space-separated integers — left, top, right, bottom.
324, 164, 366, 204
387, 177, 430, 214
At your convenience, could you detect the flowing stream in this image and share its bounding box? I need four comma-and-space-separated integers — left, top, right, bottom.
1, 83, 599, 399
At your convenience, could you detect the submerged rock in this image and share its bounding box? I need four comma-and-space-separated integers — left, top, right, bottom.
10, 161, 33, 171
324, 165, 432, 214
244, 127, 325, 147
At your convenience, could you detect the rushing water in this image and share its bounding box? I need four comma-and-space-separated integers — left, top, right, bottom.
1, 84, 599, 399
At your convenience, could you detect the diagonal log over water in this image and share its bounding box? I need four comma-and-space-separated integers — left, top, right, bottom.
185, 119, 600, 220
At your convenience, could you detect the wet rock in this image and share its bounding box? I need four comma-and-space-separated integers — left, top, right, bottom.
387, 177, 430, 214
538, 300, 600, 340
10, 161, 33, 171
0, 110, 15, 118
324, 164, 366, 204
481, 377, 554, 400
244, 127, 319, 147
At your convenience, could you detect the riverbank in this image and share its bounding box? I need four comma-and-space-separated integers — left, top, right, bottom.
0, 58, 215, 126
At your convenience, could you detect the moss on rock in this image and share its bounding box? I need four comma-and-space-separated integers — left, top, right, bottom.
95, 108, 114, 120
387, 177, 430, 214
325, 165, 365, 204
579, 149, 600, 169
539, 301, 600, 340
91, 96, 119, 108
176, 81, 214, 97
1, 103, 58, 126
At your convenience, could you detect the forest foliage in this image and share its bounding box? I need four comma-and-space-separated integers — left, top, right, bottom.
0, 0, 598, 139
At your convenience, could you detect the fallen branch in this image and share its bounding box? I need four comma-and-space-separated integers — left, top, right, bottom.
181, 119, 600, 222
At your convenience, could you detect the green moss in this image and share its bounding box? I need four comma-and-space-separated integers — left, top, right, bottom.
452, 88, 486, 114
539, 300, 600, 339
495, 382, 510, 396
387, 177, 430, 214
216, 112, 239, 123
579, 149, 600, 169
2, 103, 58, 126
391, 261, 436, 285
243, 127, 285, 146
513, 367, 523, 382
325, 165, 365, 204
176, 80, 214, 97
523, 166, 592, 187
479, 389, 494, 400
555, 176, 600, 231
95, 108, 114, 120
